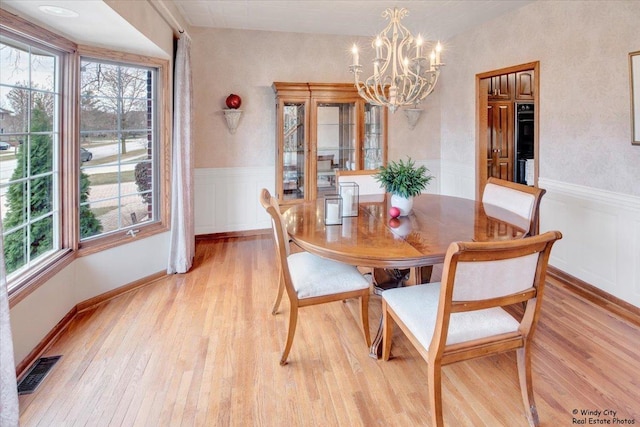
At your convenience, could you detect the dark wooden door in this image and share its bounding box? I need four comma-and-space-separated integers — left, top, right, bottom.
487, 102, 514, 181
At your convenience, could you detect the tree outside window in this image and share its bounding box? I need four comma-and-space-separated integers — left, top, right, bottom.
79, 59, 157, 240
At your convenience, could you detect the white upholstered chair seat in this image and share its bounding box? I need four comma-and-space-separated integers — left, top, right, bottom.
383, 284, 519, 348
288, 252, 370, 299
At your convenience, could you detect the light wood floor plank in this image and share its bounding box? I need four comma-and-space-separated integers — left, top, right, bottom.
17, 235, 640, 426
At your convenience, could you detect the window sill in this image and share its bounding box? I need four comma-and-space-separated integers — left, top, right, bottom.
77, 221, 169, 257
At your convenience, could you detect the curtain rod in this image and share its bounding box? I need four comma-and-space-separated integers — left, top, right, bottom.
148, 0, 191, 40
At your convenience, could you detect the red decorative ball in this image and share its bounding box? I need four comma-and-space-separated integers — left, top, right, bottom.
225, 94, 242, 109
389, 206, 401, 218
389, 218, 401, 228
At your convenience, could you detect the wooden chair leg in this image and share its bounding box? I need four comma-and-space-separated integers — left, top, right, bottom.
381, 301, 393, 361
411, 265, 434, 285
280, 305, 298, 366
360, 292, 371, 347
271, 272, 285, 315
428, 361, 444, 427
517, 346, 540, 426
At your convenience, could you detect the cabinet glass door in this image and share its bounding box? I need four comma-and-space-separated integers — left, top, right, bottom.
364, 104, 384, 170
316, 102, 356, 197
282, 103, 306, 201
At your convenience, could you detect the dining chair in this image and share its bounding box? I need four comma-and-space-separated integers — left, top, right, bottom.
482, 177, 546, 236
381, 230, 562, 427
259, 188, 371, 365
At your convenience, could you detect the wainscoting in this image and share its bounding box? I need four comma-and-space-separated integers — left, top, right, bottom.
194, 167, 640, 309
539, 178, 640, 308
194, 161, 441, 235
194, 167, 274, 235
439, 159, 476, 199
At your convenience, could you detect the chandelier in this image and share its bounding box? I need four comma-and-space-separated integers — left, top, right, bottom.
349, 8, 444, 113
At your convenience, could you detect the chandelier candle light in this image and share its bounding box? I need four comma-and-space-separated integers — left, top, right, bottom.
349, 8, 444, 113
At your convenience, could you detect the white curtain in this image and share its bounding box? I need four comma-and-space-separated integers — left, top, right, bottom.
167, 35, 194, 274
0, 218, 19, 426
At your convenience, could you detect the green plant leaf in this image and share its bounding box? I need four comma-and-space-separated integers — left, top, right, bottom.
373, 157, 433, 198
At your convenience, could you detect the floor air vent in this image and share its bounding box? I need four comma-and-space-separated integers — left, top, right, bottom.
17, 355, 62, 395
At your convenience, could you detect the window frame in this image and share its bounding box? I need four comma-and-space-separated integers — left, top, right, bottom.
1, 14, 76, 305
2, 11, 171, 305
76, 46, 170, 255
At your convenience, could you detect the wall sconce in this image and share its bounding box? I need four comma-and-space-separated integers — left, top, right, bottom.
404, 107, 422, 130
223, 109, 242, 134
223, 93, 242, 134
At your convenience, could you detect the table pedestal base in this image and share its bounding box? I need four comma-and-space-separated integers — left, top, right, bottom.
369, 265, 433, 359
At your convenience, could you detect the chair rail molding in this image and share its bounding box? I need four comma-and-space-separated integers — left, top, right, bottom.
538, 177, 640, 308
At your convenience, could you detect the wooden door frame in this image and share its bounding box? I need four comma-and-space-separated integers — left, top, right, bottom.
475, 61, 540, 200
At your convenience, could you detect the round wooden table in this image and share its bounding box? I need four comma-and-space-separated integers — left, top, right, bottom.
282, 193, 528, 270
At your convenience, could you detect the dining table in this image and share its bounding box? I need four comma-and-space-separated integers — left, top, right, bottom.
281, 193, 529, 358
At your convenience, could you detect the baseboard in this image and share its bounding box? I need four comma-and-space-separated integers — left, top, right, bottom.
547, 266, 640, 327
15, 307, 77, 380
196, 228, 270, 241
76, 270, 168, 313
16, 270, 167, 379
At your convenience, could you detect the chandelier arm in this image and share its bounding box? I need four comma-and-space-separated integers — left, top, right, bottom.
360, 74, 388, 107
372, 82, 389, 106
417, 73, 440, 103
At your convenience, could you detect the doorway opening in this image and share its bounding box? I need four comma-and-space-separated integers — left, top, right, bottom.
475, 61, 539, 199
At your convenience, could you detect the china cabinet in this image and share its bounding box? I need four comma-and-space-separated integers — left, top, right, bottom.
273, 82, 387, 204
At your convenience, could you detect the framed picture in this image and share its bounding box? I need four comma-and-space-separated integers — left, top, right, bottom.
631, 51, 640, 145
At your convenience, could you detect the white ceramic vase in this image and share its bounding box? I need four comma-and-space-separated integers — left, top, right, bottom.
391, 194, 413, 216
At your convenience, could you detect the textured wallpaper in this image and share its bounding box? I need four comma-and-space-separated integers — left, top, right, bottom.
190, 27, 442, 169
190, 1, 639, 196
442, 0, 640, 196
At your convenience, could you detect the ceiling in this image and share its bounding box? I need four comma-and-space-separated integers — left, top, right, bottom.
0, 0, 168, 58
0, 0, 534, 55
171, 0, 534, 40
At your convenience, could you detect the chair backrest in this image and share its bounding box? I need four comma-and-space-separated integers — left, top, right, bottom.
259, 188, 291, 256
336, 170, 385, 200
482, 177, 546, 236
259, 188, 297, 298
431, 230, 562, 361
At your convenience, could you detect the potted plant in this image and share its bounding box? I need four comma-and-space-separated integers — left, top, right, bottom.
373, 157, 433, 216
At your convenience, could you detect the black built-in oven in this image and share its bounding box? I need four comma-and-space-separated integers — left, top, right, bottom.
515, 103, 534, 184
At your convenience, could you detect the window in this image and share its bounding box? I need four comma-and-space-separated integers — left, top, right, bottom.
0, 34, 62, 280
1, 13, 169, 299
79, 58, 159, 241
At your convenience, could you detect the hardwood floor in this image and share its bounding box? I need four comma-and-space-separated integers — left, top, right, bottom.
18, 236, 640, 426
